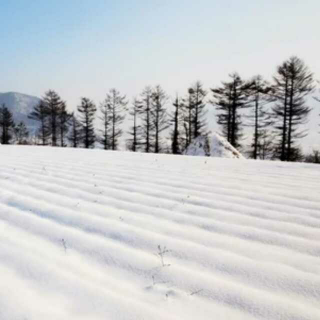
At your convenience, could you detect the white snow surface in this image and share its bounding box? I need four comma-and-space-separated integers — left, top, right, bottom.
184, 133, 244, 158
0, 145, 320, 320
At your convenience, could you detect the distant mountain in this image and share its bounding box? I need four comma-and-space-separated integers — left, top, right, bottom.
0, 92, 41, 134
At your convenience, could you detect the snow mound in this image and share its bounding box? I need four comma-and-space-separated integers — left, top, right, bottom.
0, 146, 320, 320
184, 132, 244, 159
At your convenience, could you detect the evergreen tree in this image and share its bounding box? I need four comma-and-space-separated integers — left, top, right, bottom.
127, 98, 142, 152
182, 89, 194, 147
246, 75, 273, 159
68, 113, 82, 148
305, 150, 320, 164
189, 81, 207, 139
139, 86, 153, 153
151, 85, 169, 153
271, 57, 314, 161
28, 101, 49, 145
99, 97, 111, 150
257, 130, 276, 160
0, 104, 15, 144
170, 95, 183, 154
104, 89, 127, 150
14, 121, 29, 145
42, 90, 64, 146
58, 102, 72, 147
211, 73, 253, 148
77, 97, 96, 148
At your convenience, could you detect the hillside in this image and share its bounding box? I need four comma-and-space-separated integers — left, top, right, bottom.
0, 146, 320, 320
0, 92, 40, 133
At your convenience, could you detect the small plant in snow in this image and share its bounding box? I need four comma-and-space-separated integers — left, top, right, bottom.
61, 238, 67, 253
190, 289, 203, 296
157, 245, 170, 267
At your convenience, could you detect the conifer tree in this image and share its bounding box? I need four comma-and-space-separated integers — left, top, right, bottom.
28, 101, 49, 145
77, 97, 96, 148
58, 102, 72, 147
42, 90, 64, 146
139, 86, 153, 153
151, 85, 169, 153
68, 113, 82, 148
0, 104, 15, 144
14, 121, 29, 145
170, 95, 183, 154
189, 81, 207, 139
99, 97, 111, 150
211, 73, 253, 148
271, 57, 314, 161
246, 75, 273, 159
104, 89, 127, 150
127, 98, 142, 152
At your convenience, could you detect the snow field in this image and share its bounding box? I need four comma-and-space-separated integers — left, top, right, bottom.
0, 146, 320, 320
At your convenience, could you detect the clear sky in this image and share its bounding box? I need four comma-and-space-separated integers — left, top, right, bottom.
0, 0, 319, 149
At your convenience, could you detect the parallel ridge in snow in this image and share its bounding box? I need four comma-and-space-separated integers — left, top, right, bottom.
0, 145, 320, 320
184, 132, 244, 158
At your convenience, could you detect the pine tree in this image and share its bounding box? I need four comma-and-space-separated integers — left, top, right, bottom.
0, 104, 15, 144
246, 75, 273, 159
58, 102, 72, 147
271, 57, 314, 161
99, 97, 111, 150
182, 89, 194, 147
211, 73, 253, 148
28, 101, 49, 145
42, 90, 64, 146
170, 95, 183, 154
68, 113, 82, 148
77, 97, 97, 148
14, 121, 29, 145
127, 98, 142, 152
189, 81, 207, 139
140, 86, 153, 153
104, 89, 127, 150
151, 85, 169, 153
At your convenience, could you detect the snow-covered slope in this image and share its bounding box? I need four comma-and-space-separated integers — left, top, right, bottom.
0, 146, 320, 320
0, 92, 40, 133
184, 133, 244, 158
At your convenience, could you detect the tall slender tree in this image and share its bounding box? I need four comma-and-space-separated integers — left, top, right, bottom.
246, 75, 272, 159
104, 89, 127, 150
58, 101, 72, 147
127, 98, 142, 152
68, 113, 82, 148
14, 121, 29, 145
77, 97, 96, 148
170, 95, 183, 154
0, 104, 15, 144
271, 57, 314, 161
99, 98, 111, 150
189, 81, 207, 139
151, 85, 169, 153
211, 73, 253, 148
42, 90, 64, 146
140, 86, 153, 153
28, 101, 49, 145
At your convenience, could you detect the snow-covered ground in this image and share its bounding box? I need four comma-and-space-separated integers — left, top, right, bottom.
0, 145, 320, 320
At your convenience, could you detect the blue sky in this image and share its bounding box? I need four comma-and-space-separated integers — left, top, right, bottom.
0, 0, 319, 149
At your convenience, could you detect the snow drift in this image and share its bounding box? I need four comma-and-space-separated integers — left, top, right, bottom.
0, 145, 320, 320
184, 132, 244, 158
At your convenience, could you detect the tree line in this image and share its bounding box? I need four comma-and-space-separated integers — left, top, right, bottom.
1, 56, 319, 163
